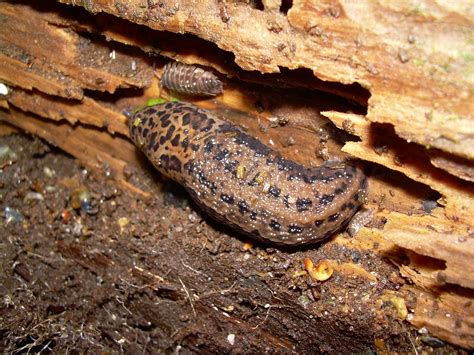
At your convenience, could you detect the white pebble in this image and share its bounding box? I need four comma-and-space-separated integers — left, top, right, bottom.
418, 326, 428, 334
227, 334, 235, 345
0, 82, 9, 96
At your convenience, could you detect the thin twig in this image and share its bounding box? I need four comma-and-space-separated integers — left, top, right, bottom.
178, 277, 196, 318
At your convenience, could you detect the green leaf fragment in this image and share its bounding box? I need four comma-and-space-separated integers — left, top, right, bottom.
146, 97, 168, 106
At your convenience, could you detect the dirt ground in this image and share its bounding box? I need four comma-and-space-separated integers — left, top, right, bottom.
0, 134, 466, 353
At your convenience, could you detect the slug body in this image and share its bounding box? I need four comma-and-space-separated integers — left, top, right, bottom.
161, 62, 223, 97
130, 102, 367, 246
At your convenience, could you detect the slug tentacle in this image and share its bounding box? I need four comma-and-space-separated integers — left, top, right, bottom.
129, 101, 367, 246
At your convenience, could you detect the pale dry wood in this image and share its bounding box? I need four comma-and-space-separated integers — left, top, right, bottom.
0, 99, 8, 110
384, 212, 473, 289
324, 110, 474, 225
409, 290, 473, 351
335, 211, 474, 349
344, 140, 473, 226
428, 149, 474, 183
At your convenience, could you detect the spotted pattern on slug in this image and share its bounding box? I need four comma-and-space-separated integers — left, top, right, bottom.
129, 102, 368, 246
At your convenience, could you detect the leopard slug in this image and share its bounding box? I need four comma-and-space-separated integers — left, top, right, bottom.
161, 62, 223, 97
129, 101, 367, 246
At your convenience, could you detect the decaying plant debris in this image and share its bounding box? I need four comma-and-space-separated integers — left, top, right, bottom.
0, 0, 472, 352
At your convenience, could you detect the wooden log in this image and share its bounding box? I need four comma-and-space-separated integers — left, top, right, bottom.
56, 0, 474, 160
0, 0, 472, 350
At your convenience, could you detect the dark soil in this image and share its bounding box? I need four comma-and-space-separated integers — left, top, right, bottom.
0, 134, 462, 353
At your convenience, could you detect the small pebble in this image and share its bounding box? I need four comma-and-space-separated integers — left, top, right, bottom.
315, 146, 330, 161
0, 82, 9, 96
227, 334, 235, 346
44, 185, 57, 193
0, 145, 17, 168
298, 294, 311, 308
72, 220, 83, 237
342, 119, 355, 135
70, 186, 91, 211
281, 136, 295, 147
43, 166, 55, 178
422, 199, 438, 214
351, 250, 362, 263
418, 326, 428, 335
23, 192, 44, 203
268, 116, 280, 128
117, 217, 129, 231
4, 206, 23, 224
398, 48, 410, 63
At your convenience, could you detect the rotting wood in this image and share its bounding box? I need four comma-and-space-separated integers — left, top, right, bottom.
427, 149, 474, 183
384, 212, 474, 290
56, 0, 474, 160
0, 121, 17, 136
324, 110, 474, 225
397, 258, 474, 350
0, 54, 84, 99
8, 88, 129, 136
0, 2, 153, 97
0, 0, 473, 350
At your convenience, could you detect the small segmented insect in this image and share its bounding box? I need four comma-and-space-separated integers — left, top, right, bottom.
160, 62, 223, 97
129, 101, 367, 246
347, 209, 373, 237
